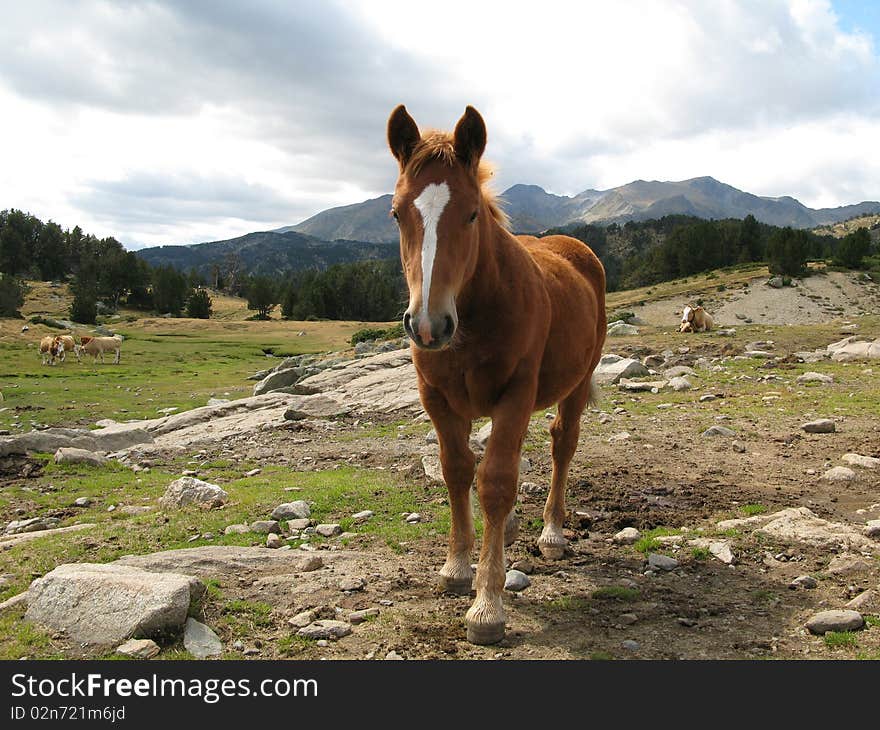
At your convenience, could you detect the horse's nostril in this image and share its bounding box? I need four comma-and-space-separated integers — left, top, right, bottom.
403, 312, 413, 335
443, 315, 455, 338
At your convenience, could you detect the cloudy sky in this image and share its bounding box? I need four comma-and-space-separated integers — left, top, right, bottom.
1, 0, 878, 250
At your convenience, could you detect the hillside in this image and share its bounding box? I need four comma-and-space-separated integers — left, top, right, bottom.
136, 229, 397, 276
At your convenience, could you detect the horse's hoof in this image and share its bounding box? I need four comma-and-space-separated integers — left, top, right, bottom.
438, 574, 473, 595
466, 620, 505, 645
537, 539, 567, 560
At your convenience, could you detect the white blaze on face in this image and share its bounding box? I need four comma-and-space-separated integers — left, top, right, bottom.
413, 182, 451, 318
681, 305, 693, 323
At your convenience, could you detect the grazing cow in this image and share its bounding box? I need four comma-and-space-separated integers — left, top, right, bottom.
82, 335, 123, 364
55, 335, 80, 363
39, 335, 63, 365
680, 305, 714, 333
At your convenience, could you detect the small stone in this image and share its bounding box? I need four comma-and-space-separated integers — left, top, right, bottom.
731, 440, 747, 453
801, 419, 835, 434
316, 523, 342, 537
827, 555, 872, 576
510, 559, 534, 574
266, 534, 282, 549
842, 453, 880, 469
822, 466, 856, 482
608, 431, 631, 443
619, 613, 638, 625
250, 520, 281, 534
54, 447, 107, 467
271, 501, 311, 521
297, 620, 352, 640
352, 510, 374, 523
699, 394, 717, 402
288, 518, 311, 531
709, 541, 735, 565
349, 608, 379, 624
405, 513, 421, 524
232, 640, 245, 651
316, 639, 329, 647
384, 650, 404, 660
73, 497, 92, 508
796, 372, 833, 385
223, 523, 250, 535
702, 425, 735, 437
788, 575, 818, 590
421, 454, 444, 483
613, 527, 640, 545
116, 638, 160, 660
289, 609, 316, 629
647, 553, 679, 571
183, 618, 223, 658
621, 639, 640, 651
339, 577, 366, 592
159, 477, 228, 510
519, 481, 544, 495
669, 376, 692, 392
845, 589, 879, 613
598, 413, 613, 425
245, 468, 262, 477
805, 610, 864, 635
504, 570, 531, 592
864, 520, 880, 538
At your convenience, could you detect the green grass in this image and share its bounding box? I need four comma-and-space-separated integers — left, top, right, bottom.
547, 596, 590, 612
691, 547, 711, 560
824, 631, 858, 649
741, 504, 767, 516
591, 586, 640, 602
632, 527, 681, 555
0, 318, 363, 431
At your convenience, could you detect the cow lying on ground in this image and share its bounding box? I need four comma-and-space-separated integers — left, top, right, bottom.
39, 335, 63, 365
81, 335, 123, 364
680, 305, 714, 332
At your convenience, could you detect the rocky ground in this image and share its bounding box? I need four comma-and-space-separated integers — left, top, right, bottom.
1, 311, 879, 661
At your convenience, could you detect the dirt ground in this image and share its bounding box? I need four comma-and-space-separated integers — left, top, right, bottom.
25, 334, 874, 662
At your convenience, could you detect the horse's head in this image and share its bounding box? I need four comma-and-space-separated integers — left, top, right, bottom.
387, 104, 488, 350
51, 336, 63, 357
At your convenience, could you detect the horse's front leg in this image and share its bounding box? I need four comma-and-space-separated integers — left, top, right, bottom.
421, 385, 476, 594
466, 377, 534, 645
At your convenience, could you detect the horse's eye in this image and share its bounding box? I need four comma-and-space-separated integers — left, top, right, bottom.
468, 211, 478, 223
390, 209, 399, 222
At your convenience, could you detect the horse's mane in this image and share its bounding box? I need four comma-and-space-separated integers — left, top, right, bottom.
406, 130, 511, 230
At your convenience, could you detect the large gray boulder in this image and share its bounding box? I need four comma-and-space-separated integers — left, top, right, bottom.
159, 477, 228, 510
0, 426, 153, 457
113, 545, 324, 578
25, 564, 203, 646
253, 367, 306, 397
593, 355, 650, 385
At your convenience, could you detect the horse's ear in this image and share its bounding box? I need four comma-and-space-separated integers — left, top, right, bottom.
453, 106, 486, 168
387, 105, 420, 168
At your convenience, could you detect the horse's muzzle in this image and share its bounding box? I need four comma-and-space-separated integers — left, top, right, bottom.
404, 311, 456, 350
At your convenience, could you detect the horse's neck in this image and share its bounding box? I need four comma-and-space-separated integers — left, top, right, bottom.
458, 214, 515, 316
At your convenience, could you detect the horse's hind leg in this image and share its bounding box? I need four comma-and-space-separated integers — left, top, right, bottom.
422, 386, 476, 595
538, 375, 594, 560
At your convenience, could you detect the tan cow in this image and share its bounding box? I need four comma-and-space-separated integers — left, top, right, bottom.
39, 335, 63, 365
680, 305, 714, 333
55, 335, 80, 363
82, 335, 123, 364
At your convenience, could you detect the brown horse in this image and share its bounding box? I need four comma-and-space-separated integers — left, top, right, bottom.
387, 105, 607, 644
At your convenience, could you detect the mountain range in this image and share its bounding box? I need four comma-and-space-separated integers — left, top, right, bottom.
136, 176, 880, 274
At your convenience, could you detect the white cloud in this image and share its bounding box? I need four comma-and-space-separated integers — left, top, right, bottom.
0, 0, 877, 248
